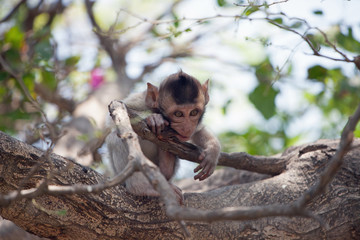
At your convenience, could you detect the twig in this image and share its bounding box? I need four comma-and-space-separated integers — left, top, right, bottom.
234, 0, 289, 8
0, 158, 136, 207
266, 17, 353, 63
114, 6, 356, 67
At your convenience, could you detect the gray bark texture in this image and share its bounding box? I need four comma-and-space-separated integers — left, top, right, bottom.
0, 131, 359, 239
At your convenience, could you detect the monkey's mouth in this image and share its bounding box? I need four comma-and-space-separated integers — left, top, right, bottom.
176, 134, 191, 142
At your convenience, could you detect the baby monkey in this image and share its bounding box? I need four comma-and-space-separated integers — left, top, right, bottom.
107, 71, 220, 203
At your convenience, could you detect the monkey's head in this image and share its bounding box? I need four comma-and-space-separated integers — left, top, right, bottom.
145, 71, 209, 142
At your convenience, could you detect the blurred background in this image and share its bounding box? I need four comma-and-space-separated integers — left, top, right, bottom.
0, 0, 359, 178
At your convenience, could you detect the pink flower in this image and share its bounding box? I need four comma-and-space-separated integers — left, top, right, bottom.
90, 68, 104, 89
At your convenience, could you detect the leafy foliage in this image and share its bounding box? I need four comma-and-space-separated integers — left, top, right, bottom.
249, 83, 279, 120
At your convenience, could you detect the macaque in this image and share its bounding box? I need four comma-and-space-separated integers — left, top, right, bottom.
106, 71, 220, 203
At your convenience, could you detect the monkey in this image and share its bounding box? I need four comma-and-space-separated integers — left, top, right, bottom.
106, 71, 221, 203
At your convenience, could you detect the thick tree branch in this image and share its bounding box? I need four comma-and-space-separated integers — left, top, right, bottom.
0, 133, 135, 207
1, 128, 359, 238
296, 103, 360, 207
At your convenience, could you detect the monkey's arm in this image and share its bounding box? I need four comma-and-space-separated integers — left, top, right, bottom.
191, 125, 221, 181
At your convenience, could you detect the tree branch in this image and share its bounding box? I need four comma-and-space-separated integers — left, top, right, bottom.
111, 100, 360, 223
0, 112, 359, 239
0, 137, 135, 207
107, 101, 180, 210
296, 103, 360, 207
123, 101, 288, 175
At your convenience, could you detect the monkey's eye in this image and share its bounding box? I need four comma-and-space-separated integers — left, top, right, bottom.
190, 109, 199, 116
174, 111, 183, 117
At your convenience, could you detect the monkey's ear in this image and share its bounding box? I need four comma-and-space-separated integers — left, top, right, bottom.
145, 83, 159, 109
202, 79, 210, 105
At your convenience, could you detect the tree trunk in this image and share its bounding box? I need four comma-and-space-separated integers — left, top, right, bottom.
0, 131, 359, 239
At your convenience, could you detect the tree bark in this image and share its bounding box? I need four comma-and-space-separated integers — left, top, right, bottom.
0, 131, 359, 239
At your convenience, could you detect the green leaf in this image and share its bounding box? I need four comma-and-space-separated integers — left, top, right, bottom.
290, 21, 303, 29
335, 27, 360, 53
35, 39, 52, 61
271, 17, 283, 25
0, 109, 31, 132
0, 71, 9, 82
249, 84, 279, 119
33, 13, 50, 32
313, 10, 323, 15
217, 0, 226, 7
65, 56, 80, 67
41, 70, 57, 91
328, 68, 345, 84
307, 65, 328, 82
172, 11, 179, 28
23, 73, 35, 94
244, 6, 259, 16
221, 99, 232, 115
174, 31, 182, 38
4, 26, 24, 50
3, 48, 21, 67
306, 34, 321, 51
255, 58, 274, 83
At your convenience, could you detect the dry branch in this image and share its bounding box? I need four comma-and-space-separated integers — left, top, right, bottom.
124, 102, 288, 175
107, 101, 180, 210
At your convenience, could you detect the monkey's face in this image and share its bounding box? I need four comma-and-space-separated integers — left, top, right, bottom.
161, 102, 204, 142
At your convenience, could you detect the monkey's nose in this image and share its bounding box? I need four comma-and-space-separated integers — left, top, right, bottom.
181, 127, 193, 137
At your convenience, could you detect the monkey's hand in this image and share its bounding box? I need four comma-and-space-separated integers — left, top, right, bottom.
146, 113, 169, 136
193, 148, 219, 181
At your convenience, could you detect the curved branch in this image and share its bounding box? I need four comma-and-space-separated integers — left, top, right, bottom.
120, 100, 287, 175
218, 152, 287, 175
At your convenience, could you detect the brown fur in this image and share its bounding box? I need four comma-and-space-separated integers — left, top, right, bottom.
106, 71, 220, 203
